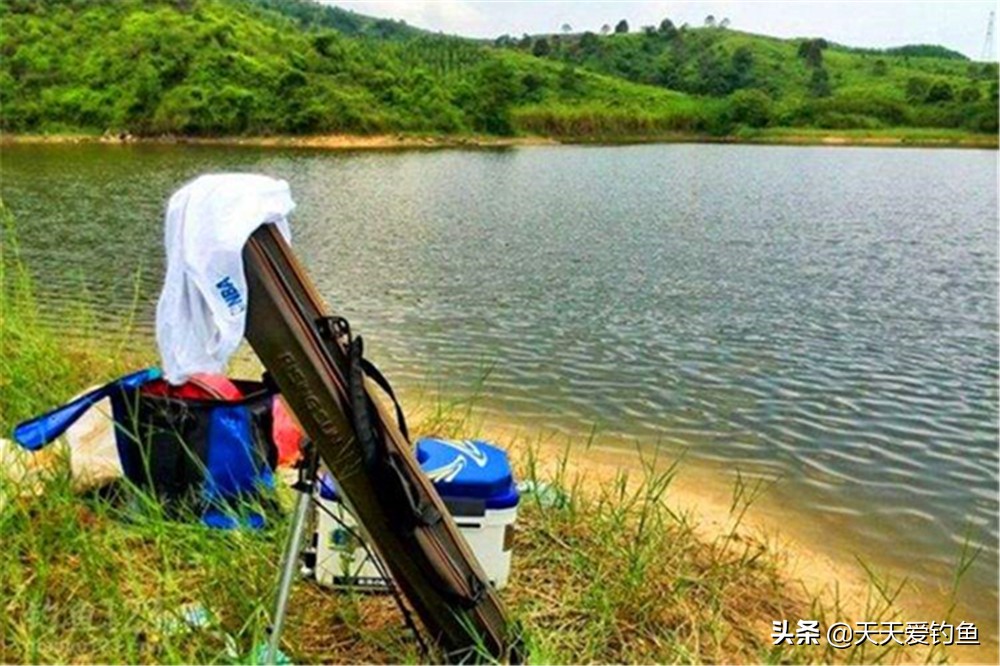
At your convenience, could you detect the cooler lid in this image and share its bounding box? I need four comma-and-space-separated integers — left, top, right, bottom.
318, 438, 519, 510
417, 438, 517, 508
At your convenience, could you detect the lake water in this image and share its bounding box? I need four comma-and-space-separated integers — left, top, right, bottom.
2, 143, 997, 643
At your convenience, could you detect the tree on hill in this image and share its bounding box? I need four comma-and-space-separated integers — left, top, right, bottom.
731, 46, 755, 89
925, 80, 954, 103
658, 18, 678, 39
797, 39, 827, 67
579, 31, 599, 52
463, 58, 523, 135
600, 24, 611, 35
532, 37, 551, 57
615, 19, 629, 34
959, 85, 981, 103
905, 76, 930, 102
808, 67, 832, 97
719, 18, 731, 28
704, 15, 716, 28
696, 52, 733, 95
561, 23, 572, 34
370, 18, 400, 38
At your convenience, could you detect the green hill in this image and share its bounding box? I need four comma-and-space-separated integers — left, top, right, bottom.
244, 0, 428, 39
0, 0, 710, 137
506, 23, 998, 133
0, 0, 996, 141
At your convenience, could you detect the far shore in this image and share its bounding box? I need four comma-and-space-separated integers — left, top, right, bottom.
3, 127, 997, 150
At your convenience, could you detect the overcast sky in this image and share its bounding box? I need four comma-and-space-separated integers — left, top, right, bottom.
327, 1, 998, 61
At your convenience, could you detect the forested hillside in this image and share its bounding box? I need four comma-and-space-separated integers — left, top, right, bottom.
502, 19, 999, 133
1, 0, 996, 139
0, 0, 706, 136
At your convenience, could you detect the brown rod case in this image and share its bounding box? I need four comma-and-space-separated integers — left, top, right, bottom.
242, 224, 516, 662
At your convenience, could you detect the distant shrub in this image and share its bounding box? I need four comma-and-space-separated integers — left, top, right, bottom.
152, 84, 206, 134
558, 64, 583, 94
925, 80, 954, 103
910, 104, 965, 129
905, 76, 930, 102
814, 112, 881, 130
779, 92, 909, 129
965, 106, 999, 133
817, 95, 907, 125
511, 100, 712, 137
520, 72, 546, 101
725, 89, 772, 128
579, 31, 599, 53
959, 85, 981, 103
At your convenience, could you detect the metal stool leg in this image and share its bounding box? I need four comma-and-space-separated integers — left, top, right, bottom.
266, 442, 317, 665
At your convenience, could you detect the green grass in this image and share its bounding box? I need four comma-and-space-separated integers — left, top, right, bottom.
0, 408, 924, 663
731, 126, 999, 147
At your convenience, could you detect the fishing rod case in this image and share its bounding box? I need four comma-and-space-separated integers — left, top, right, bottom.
242, 224, 517, 662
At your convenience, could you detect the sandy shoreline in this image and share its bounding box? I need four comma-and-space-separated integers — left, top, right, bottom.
0, 132, 556, 151
3, 130, 996, 150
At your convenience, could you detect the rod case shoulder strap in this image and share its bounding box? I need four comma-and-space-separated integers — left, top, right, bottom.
316, 316, 410, 443
344, 333, 440, 529
242, 224, 516, 662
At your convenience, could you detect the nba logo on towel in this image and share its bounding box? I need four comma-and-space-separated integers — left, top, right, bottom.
215, 276, 245, 315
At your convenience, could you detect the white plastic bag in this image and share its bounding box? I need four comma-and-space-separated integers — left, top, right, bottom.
156, 174, 295, 385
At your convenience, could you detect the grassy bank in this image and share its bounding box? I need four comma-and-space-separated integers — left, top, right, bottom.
0, 213, 954, 664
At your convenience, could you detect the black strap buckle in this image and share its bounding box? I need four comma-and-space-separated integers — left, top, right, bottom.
317, 315, 352, 344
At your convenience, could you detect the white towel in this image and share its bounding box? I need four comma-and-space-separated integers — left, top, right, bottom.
156, 173, 295, 384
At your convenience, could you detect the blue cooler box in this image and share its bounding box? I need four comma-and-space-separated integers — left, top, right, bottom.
314, 438, 519, 590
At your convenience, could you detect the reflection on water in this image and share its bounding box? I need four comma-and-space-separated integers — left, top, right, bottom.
2, 142, 997, 640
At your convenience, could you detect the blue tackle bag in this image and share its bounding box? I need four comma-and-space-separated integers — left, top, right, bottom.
13, 369, 279, 528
